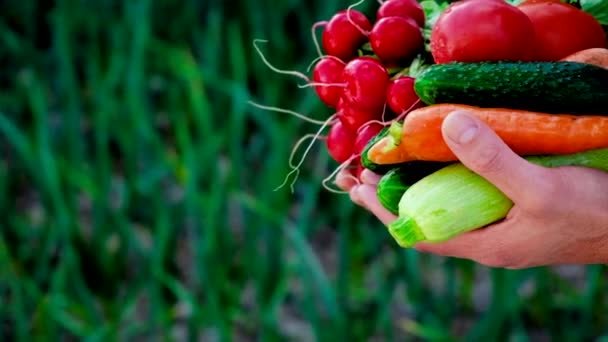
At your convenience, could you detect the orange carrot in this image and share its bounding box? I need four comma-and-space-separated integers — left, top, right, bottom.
561, 48, 608, 69
367, 104, 608, 164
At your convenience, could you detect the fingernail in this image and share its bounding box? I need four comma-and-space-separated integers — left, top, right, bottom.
444, 111, 479, 145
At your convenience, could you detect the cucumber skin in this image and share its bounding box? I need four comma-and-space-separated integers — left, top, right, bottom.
414, 61, 608, 114
376, 163, 450, 215
377, 169, 410, 215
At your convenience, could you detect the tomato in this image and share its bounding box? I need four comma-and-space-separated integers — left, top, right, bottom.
430, 0, 537, 63
518, 0, 606, 61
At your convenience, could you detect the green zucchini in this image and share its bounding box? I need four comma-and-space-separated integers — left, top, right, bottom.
387, 148, 608, 248
376, 163, 450, 215
414, 61, 608, 114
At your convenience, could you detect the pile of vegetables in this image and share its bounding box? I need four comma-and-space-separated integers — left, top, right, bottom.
253, 0, 608, 248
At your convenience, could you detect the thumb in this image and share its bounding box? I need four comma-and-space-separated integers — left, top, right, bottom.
441, 110, 549, 202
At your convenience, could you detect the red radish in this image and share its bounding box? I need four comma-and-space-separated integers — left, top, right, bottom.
386, 76, 423, 115
354, 162, 365, 179
342, 57, 390, 113
354, 122, 384, 154
370, 16, 424, 63
312, 57, 346, 108
353, 122, 384, 178
326, 120, 356, 164
337, 97, 382, 132
377, 0, 426, 27
322, 9, 372, 61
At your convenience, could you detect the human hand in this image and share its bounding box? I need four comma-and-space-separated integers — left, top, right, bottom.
337, 110, 608, 269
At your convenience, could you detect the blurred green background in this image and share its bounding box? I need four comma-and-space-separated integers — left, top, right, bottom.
1, 0, 607, 340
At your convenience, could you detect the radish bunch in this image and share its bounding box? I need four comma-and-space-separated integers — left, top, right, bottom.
252, 0, 428, 191
312, 0, 426, 181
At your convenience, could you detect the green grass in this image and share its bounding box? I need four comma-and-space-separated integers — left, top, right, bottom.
1, 0, 607, 341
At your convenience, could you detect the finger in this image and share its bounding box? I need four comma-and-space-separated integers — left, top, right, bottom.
441, 110, 551, 203
412, 216, 538, 268
351, 184, 397, 225
359, 169, 382, 185
414, 229, 490, 258
335, 168, 359, 192
414, 221, 511, 259
349, 185, 366, 207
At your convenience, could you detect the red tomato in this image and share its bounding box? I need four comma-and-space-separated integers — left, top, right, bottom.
518, 0, 606, 61
430, 0, 537, 63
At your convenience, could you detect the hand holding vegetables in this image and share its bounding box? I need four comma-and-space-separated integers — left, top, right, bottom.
339, 110, 608, 268
253, 0, 608, 267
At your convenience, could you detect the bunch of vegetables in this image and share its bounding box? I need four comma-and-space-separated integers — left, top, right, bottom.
253, 0, 608, 248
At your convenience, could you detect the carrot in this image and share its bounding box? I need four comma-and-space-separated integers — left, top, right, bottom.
367, 104, 608, 164
561, 48, 608, 69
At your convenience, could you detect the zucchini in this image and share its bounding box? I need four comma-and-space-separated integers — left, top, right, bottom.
377, 163, 450, 215
414, 61, 608, 114
387, 148, 608, 247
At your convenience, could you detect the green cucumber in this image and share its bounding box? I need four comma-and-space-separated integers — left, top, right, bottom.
376, 162, 449, 215
377, 169, 409, 215
414, 61, 608, 114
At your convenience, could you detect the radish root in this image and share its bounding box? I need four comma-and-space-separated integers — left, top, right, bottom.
307, 56, 326, 72
298, 82, 347, 89
311, 21, 328, 58
347, 0, 371, 36
380, 103, 390, 123
356, 105, 394, 133
275, 114, 336, 193
253, 39, 310, 83
306, 55, 344, 72
248, 101, 330, 125
322, 156, 360, 194
288, 134, 327, 169
395, 99, 423, 121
